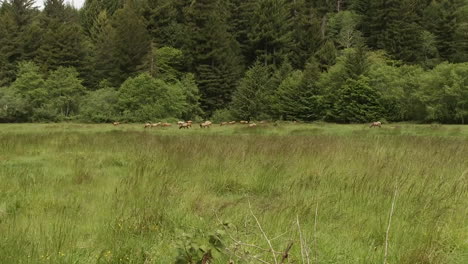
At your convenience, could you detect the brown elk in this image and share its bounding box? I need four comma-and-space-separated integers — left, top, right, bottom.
144, 122, 152, 128
370, 121, 382, 128
112, 122, 120, 126
248, 123, 257, 127
161, 122, 171, 127
228, 121, 236, 125
240, 120, 249, 124
151, 122, 161, 127
179, 122, 190, 129
220, 122, 228, 126
200, 121, 212, 128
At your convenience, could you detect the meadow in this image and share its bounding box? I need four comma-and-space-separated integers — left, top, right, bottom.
0, 123, 467, 264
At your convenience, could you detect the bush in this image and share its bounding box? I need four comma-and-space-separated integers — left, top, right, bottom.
117, 73, 186, 122
80, 88, 119, 122
211, 109, 234, 123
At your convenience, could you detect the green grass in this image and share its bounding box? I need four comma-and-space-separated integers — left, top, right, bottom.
0, 123, 467, 263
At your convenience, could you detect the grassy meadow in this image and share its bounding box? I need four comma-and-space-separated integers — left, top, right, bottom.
0, 123, 467, 263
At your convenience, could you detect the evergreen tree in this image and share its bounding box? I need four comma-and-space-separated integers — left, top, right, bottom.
332, 77, 383, 123
315, 39, 338, 70
88, 10, 119, 88
230, 61, 274, 120
248, 0, 293, 67
0, 0, 41, 85
275, 58, 323, 121
111, 2, 151, 84
36, 0, 87, 74
288, 0, 323, 68
182, 0, 243, 114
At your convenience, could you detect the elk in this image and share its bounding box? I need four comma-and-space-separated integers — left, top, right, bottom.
151, 122, 161, 127
220, 122, 228, 126
240, 120, 249, 124
112, 122, 120, 126
144, 122, 152, 128
228, 121, 236, 125
200, 121, 212, 128
370, 121, 382, 128
179, 122, 190, 129
248, 123, 257, 127
161, 122, 171, 127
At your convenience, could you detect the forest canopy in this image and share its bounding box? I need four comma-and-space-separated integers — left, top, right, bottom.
0, 0, 467, 123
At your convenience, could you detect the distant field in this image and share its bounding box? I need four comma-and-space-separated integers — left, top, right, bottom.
0, 123, 467, 263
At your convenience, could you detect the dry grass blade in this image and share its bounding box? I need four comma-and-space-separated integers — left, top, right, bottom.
384, 187, 398, 264
249, 200, 278, 264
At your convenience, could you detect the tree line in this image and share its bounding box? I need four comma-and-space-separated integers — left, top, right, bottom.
0, 0, 467, 123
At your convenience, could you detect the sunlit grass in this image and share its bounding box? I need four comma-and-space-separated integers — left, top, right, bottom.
0, 123, 467, 263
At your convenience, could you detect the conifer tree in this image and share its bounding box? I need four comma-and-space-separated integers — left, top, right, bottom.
248, 0, 293, 67
111, 2, 150, 84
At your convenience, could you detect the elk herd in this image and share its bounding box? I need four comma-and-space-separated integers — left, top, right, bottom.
112, 120, 383, 129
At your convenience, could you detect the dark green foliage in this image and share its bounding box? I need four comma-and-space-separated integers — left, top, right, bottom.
179, 73, 204, 120
230, 62, 274, 120
111, 3, 151, 84
0, 86, 29, 122
117, 73, 186, 122
331, 77, 384, 123
248, 0, 293, 67
0, 0, 467, 123
36, 0, 87, 75
88, 10, 119, 88
182, 0, 243, 114
43, 67, 86, 119
80, 87, 119, 122
418, 62, 468, 123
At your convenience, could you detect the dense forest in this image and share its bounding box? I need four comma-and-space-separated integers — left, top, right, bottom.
0, 0, 467, 123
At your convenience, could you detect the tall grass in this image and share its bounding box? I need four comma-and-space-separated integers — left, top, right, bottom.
0, 123, 467, 263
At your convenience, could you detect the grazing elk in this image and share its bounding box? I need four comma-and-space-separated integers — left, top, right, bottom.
220, 122, 228, 126
370, 121, 382, 128
161, 122, 171, 127
151, 122, 161, 127
200, 121, 212, 128
179, 122, 190, 129
248, 123, 257, 127
112, 122, 120, 126
240, 120, 249, 124
228, 121, 236, 125
144, 122, 152, 128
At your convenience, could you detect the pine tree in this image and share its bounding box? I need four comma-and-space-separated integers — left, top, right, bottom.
275, 58, 323, 121
332, 77, 383, 123
230, 61, 274, 120
111, 2, 151, 84
315, 39, 338, 70
424, 0, 459, 61
0, 0, 41, 85
288, 0, 323, 68
88, 10, 119, 88
182, 0, 243, 114
248, 0, 293, 67
36, 0, 87, 74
